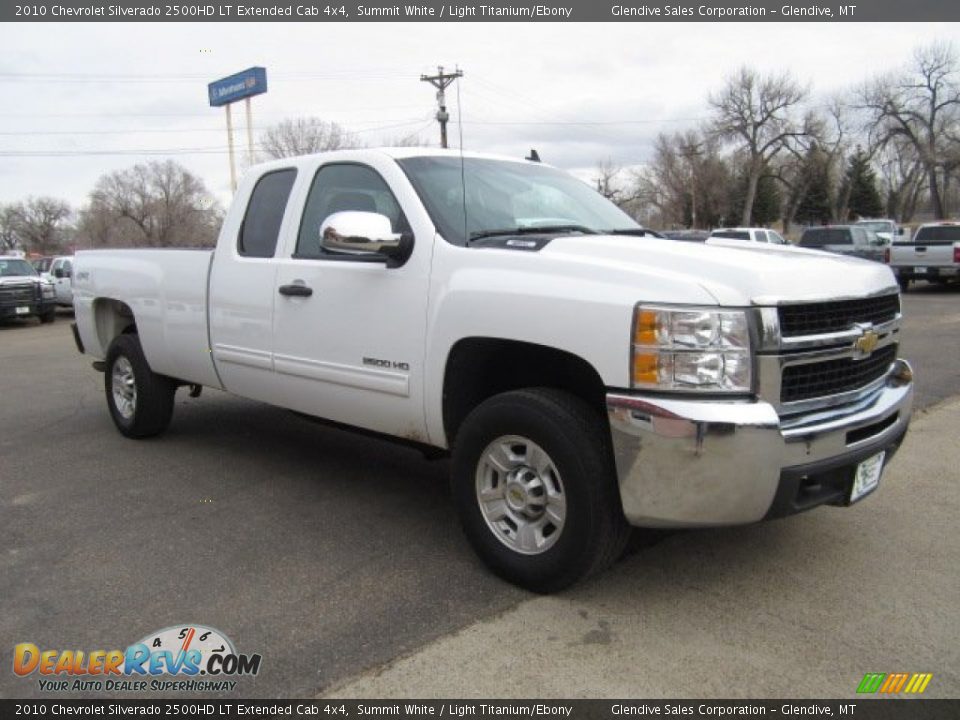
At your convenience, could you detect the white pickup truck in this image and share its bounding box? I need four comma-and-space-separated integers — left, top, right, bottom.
889, 221, 960, 291
72, 149, 914, 591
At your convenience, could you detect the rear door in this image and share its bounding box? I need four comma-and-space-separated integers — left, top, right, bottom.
269, 156, 433, 439
208, 167, 299, 402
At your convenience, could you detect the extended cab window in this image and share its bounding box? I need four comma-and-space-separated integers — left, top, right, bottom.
914, 225, 960, 243
296, 164, 408, 259
238, 169, 297, 258
712, 231, 750, 241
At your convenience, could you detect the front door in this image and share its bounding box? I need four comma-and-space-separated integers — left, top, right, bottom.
270, 160, 431, 440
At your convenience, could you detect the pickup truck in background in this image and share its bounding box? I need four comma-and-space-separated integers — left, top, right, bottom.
855, 218, 905, 245
799, 225, 888, 263
72, 149, 914, 592
889, 221, 960, 291
0, 256, 57, 323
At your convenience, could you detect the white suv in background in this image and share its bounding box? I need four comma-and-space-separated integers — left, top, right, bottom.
707, 227, 790, 245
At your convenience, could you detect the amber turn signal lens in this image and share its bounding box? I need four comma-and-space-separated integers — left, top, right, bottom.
632, 352, 659, 384
634, 310, 659, 345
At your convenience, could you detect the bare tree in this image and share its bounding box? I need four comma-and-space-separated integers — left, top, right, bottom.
861, 42, 960, 218
77, 160, 222, 249
260, 117, 361, 159
0, 205, 19, 253
385, 131, 430, 147
709, 67, 812, 225
4, 197, 73, 256
633, 130, 731, 229
875, 136, 926, 221
593, 159, 628, 204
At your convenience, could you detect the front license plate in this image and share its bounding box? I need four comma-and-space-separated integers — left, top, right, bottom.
15, 306, 29, 315
914, 266, 927, 274
851, 451, 885, 503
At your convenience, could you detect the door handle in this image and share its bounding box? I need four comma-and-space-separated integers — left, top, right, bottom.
278, 283, 313, 297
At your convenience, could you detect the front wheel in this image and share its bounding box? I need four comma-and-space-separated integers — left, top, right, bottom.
451, 388, 630, 593
104, 334, 176, 438
39, 309, 56, 324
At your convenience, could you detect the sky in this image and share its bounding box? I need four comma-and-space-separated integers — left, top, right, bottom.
0, 21, 957, 209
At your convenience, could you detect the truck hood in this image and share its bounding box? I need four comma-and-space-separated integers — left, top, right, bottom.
0, 276, 44, 287
542, 235, 898, 306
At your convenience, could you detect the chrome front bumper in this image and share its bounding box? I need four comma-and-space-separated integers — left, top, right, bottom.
606, 359, 914, 528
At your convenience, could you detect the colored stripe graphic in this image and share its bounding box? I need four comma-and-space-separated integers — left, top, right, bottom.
858, 672, 933, 694
857, 673, 886, 693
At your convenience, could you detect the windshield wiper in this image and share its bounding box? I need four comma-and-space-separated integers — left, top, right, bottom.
468, 224, 599, 242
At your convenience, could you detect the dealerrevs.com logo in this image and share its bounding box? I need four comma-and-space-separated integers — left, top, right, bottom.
13, 625, 262, 693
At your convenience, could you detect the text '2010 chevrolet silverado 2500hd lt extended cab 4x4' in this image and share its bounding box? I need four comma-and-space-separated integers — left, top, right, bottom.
72, 149, 915, 592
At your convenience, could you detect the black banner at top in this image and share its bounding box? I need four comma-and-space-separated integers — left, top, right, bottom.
3, 0, 959, 22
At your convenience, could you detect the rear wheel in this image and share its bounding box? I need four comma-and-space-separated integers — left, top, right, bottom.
451, 388, 630, 593
898, 277, 910, 292
104, 334, 176, 438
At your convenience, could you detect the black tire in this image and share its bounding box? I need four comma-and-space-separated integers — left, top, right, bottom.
39, 310, 56, 324
104, 334, 176, 438
451, 388, 631, 593
898, 278, 910, 292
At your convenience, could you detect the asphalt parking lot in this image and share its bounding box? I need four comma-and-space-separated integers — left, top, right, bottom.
2, 284, 959, 700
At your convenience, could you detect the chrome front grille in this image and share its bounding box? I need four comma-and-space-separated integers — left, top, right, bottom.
778, 294, 900, 337
756, 293, 903, 413
0, 283, 36, 306
780, 344, 897, 403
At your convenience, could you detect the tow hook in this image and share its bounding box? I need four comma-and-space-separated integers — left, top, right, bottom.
189, 384, 203, 398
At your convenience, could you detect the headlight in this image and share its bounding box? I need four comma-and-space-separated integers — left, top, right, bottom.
631, 305, 752, 393
41, 284, 55, 298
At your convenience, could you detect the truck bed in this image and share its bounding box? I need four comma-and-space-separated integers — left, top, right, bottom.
73, 248, 221, 389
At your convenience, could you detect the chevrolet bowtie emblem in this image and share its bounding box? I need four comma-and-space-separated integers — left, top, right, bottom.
855, 329, 880, 356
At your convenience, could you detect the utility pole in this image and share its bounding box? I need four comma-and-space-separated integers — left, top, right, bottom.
679, 140, 704, 229
420, 65, 463, 149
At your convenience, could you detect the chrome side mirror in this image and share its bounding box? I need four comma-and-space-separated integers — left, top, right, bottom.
319, 211, 413, 268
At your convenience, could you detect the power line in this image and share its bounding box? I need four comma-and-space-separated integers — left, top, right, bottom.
0, 118, 436, 157
0, 116, 431, 136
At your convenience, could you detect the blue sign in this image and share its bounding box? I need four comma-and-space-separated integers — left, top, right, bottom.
208, 67, 267, 107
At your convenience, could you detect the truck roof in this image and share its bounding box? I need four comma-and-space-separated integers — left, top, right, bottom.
250, 147, 547, 174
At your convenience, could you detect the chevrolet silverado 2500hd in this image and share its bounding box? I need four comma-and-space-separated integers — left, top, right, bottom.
72, 149, 914, 592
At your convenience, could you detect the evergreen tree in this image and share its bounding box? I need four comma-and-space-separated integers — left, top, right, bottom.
794, 146, 833, 225
728, 167, 781, 226
845, 149, 884, 219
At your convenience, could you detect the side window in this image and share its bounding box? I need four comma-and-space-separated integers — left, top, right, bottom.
769, 231, 787, 245
238, 169, 297, 258
63, 260, 73, 273
757, 231, 770, 243
296, 164, 409, 259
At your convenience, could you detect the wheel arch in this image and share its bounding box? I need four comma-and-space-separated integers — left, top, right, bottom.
441, 337, 608, 447
91, 297, 138, 356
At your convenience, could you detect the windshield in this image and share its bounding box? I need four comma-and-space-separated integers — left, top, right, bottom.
396, 156, 640, 245
0, 259, 38, 277
857, 221, 894, 234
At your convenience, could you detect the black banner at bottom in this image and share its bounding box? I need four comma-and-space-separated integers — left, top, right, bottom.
0, 700, 958, 720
